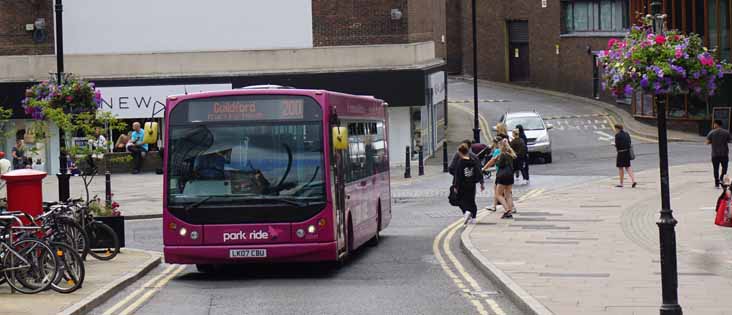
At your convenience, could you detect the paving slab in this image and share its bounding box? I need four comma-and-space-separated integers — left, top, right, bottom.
0, 249, 160, 315
463, 162, 732, 314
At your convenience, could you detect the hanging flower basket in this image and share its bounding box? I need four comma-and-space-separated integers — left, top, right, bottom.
598, 17, 730, 98
21, 75, 102, 131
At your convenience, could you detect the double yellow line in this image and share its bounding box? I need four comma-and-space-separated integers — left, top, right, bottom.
448, 103, 493, 143
103, 264, 185, 315
433, 219, 506, 315
433, 188, 545, 314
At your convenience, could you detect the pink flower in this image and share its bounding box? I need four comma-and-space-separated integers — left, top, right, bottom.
607, 38, 618, 49
65, 96, 73, 102
675, 48, 683, 59
655, 35, 666, 45
699, 53, 714, 66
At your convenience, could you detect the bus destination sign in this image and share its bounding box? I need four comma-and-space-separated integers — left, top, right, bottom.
188, 98, 307, 122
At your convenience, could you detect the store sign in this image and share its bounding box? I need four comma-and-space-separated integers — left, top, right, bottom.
428, 71, 446, 105
97, 84, 232, 119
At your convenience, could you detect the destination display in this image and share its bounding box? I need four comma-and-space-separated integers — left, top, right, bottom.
186, 96, 320, 122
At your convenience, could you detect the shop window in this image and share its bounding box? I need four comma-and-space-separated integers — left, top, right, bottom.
561, 0, 629, 34
668, 95, 686, 118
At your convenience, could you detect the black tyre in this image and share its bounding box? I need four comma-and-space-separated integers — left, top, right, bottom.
3, 239, 58, 294
545, 153, 553, 164
367, 206, 381, 247
87, 222, 119, 261
196, 264, 216, 273
50, 242, 85, 293
57, 219, 90, 260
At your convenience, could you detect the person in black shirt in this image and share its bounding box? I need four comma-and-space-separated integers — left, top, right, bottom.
706, 120, 732, 188
454, 143, 484, 225
614, 124, 637, 188
448, 139, 477, 176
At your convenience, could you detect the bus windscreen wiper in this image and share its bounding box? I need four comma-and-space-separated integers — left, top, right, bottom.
184, 196, 214, 212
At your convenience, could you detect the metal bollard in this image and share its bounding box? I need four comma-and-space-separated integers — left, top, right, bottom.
404, 146, 411, 179
418, 146, 425, 176
105, 171, 112, 208
442, 143, 449, 173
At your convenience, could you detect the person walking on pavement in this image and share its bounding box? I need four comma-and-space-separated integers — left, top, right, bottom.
614, 124, 637, 188
449, 139, 477, 176
495, 123, 509, 141
454, 143, 484, 225
706, 120, 732, 188
516, 125, 530, 184
482, 138, 501, 212
510, 129, 527, 185
484, 139, 516, 218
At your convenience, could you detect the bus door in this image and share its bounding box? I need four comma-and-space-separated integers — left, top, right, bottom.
332, 126, 349, 256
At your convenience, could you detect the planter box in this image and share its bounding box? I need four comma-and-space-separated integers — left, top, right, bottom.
93, 216, 126, 248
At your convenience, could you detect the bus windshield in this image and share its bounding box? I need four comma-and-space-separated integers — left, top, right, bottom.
166, 95, 326, 224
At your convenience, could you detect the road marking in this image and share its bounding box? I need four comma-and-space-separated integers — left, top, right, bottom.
117, 265, 186, 315
595, 130, 614, 138
433, 219, 485, 312
606, 114, 658, 143
486, 299, 508, 315
102, 264, 178, 315
449, 103, 493, 142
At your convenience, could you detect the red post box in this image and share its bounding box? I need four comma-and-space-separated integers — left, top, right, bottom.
2, 169, 47, 221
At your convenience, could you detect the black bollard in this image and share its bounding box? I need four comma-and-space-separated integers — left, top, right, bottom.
442, 143, 448, 173
404, 146, 411, 179
418, 146, 425, 176
105, 171, 112, 208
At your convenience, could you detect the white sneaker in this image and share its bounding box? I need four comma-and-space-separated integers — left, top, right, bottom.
463, 212, 471, 225
469, 218, 477, 225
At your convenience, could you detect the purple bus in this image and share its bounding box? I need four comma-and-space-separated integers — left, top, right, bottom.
162, 87, 391, 271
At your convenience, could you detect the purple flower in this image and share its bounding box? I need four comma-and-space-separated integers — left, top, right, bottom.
640, 75, 650, 88
670, 65, 686, 77
654, 82, 662, 94
692, 71, 700, 79
624, 84, 633, 96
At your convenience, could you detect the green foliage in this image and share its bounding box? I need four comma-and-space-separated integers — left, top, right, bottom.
108, 155, 133, 165
87, 198, 113, 217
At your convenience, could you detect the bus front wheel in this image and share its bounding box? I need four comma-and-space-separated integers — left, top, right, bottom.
367, 203, 381, 247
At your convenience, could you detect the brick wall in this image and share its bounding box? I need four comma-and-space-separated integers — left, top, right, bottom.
312, 0, 446, 58
0, 0, 54, 56
458, 0, 621, 98
312, 0, 410, 46
446, 0, 462, 73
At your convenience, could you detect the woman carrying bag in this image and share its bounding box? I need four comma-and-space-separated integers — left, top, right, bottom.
453, 144, 484, 225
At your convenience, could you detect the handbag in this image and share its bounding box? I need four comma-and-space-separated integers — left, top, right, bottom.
629, 146, 636, 160
448, 185, 460, 207
715, 195, 732, 227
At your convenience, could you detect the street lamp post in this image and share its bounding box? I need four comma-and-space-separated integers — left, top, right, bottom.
55, 0, 70, 202
471, 0, 480, 144
650, 2, 683, 314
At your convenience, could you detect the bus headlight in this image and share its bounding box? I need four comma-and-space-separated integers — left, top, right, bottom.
307, 225, 316, 234
296, 229, 305, 238
179, 227, 187, 237
190, 231, 199, 240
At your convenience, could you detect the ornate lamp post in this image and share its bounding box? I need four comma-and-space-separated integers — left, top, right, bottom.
649, 2, 683, 314
55, 0, 70, 202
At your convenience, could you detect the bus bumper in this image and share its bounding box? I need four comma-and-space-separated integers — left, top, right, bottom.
164, 241, 338, 264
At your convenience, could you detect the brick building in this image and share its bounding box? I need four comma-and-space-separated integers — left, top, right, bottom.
0, 0, 448, 173
450, 0, 732, 134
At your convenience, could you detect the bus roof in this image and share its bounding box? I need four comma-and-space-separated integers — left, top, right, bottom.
166, 88, 383, 104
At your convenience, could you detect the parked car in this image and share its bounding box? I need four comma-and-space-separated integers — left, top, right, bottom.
496, 112, 553, 163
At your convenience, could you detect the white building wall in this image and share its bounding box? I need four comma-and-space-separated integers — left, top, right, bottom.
62, 0, 313, 54
387, 107, 411, 167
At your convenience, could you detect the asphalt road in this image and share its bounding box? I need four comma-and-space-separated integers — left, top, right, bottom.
89, 80, 711, 315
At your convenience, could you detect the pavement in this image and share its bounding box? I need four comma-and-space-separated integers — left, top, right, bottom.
462, 162, 732, 314
0, 249, 160, 315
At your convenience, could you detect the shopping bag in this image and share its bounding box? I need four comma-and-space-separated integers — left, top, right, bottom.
448, 185, 459, 207
715, 197, 732, 227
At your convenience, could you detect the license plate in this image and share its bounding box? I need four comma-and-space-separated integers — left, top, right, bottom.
229, 249, 267, 258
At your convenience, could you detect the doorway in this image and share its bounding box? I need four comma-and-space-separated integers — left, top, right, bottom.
508, 21, 530, 82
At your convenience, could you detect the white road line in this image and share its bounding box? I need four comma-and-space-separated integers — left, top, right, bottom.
595, 130, 614, 138
592, 125, 598, 130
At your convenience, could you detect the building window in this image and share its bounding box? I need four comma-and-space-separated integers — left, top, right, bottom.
561, 0, 629, 34
709, 0, 731, 61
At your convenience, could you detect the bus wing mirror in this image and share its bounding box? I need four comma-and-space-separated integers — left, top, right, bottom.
332, 127, 349, 150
